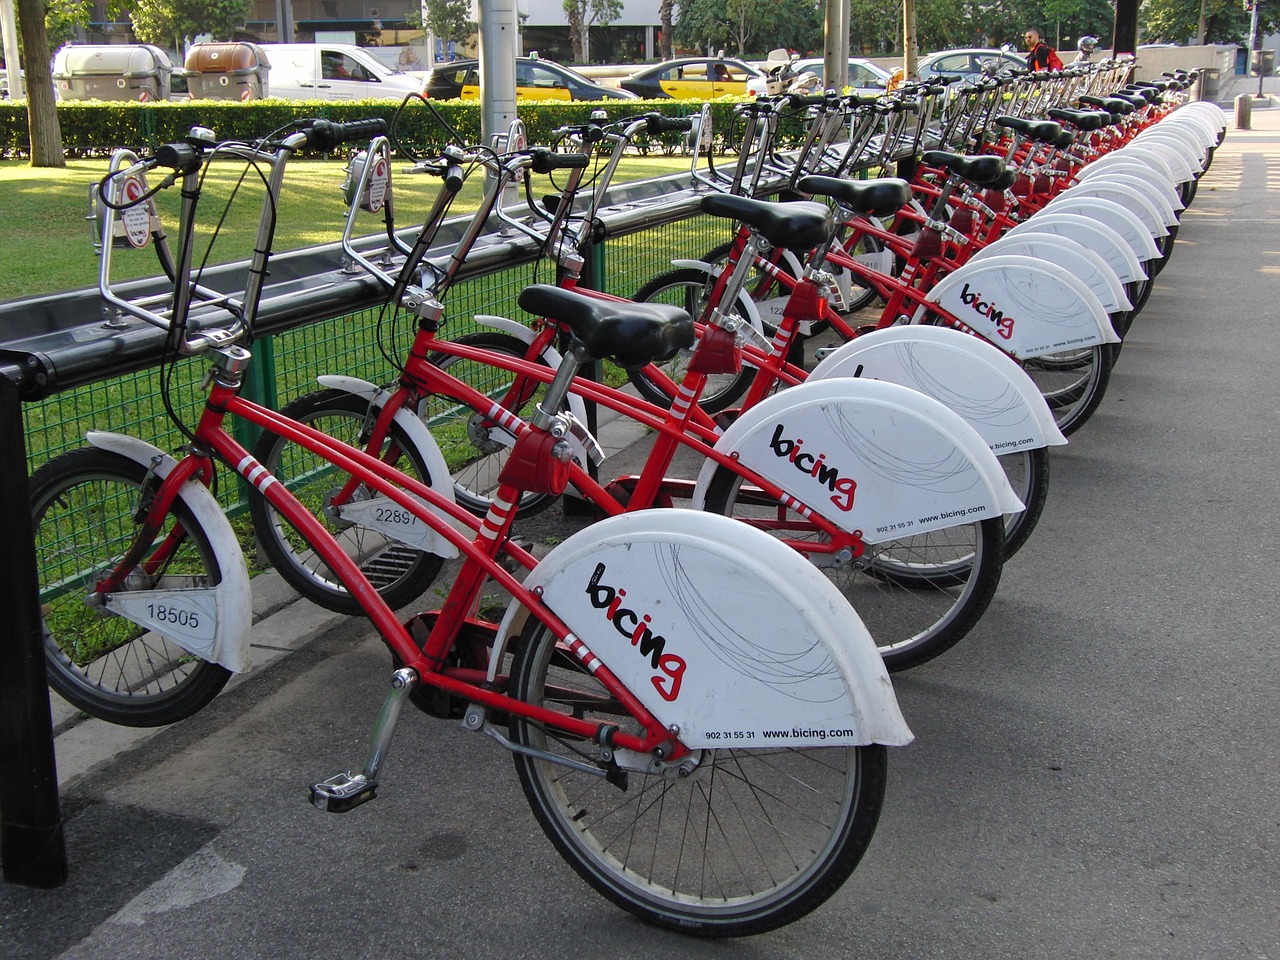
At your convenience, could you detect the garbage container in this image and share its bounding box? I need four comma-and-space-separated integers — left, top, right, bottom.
1251, 49, 1275, 77
1198, 67, 1221, 101
183, 42, 270, 100
52, 44, 173, 102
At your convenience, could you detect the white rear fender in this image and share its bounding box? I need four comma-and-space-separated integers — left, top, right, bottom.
1113, 144, 1186, 184
491, 510, 913, 748
1009, 213, 1146, 283
690, 378, 1022, 540
974, 232, 1131, 313
807, 325, 1066, 452
1050, 180, 1172, 235
924, 254, 1119, 359
315, 374, 463, 556
1035, 197, 1162, 262
1075, 162, 1185, 215
1175, 100, 1227, 132
471, 314, 591, 430
1125, 135, 1200, 182
85, 432, 252, 673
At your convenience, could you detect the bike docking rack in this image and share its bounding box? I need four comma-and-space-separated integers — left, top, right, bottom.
0, 125, 813, 886
0, 67, 1202, 884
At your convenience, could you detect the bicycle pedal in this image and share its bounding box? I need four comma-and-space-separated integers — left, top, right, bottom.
309, 772, 378, 813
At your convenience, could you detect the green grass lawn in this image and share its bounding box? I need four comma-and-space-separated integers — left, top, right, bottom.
0, 153, 693, 303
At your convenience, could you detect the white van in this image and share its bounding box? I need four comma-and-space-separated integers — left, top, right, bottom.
258, 43, 422, 100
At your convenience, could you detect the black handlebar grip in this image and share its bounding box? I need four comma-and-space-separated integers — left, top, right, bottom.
529, 148, 591, 174
299, 118, 389, 151
645, 113, 694, 133
444, 163, 465, 194
152, 142, 203, 174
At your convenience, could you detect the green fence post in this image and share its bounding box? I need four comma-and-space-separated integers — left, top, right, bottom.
231, 334, 278, 511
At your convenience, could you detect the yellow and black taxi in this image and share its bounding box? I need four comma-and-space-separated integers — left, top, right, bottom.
619, 57, 764, 100
423, 57, 637, 101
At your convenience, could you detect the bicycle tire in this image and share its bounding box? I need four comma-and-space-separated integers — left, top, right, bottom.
421, 331, 558, 517
702, 467, 1004, 672
1000, 447, 1050, 560
249, 389, 444, 615
30, 448, 233, 726
629, 267, 760, 414
509, 618, 888, 936
1023, 343, 1117, 437
834, 227, 891, 314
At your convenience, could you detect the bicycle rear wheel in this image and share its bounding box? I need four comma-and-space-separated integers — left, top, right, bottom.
509, 619, 888, 937
1000, 447, 1050, 559
30, 448, 233, 726
1023, 343, 1117, 437
703, 467, 1004, 672
249, 389, 444, 615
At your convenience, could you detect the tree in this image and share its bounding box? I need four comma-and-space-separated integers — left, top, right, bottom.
674, 0, 824, 58
1140, 0, 1274, 43
411, 0, 475, 57
16, 0, 64, 166
43, 0, 90, 50
128, 0, 250, 47
563, 0, 621, 62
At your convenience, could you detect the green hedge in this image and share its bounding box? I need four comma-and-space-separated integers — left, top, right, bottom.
0, 96, 808, 159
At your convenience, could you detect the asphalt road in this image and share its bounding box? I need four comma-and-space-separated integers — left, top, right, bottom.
3, 103, 1278, 960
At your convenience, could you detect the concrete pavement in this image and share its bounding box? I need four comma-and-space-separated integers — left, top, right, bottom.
4, 100, 1280, 960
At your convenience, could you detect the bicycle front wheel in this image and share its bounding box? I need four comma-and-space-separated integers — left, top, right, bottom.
630, 268, 760, 414
509, 620, 888, 937
421, 331, 558, 517
30, 448, 233, 727
703, 467, 1004, 672
249, 389, 444, 615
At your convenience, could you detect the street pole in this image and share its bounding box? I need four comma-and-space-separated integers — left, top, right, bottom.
1, 0, 23, 99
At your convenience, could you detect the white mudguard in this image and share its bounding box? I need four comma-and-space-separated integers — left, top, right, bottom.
923, 254, 1119, 359
1051, 180, 1171, 236
316, 375, 463, 557
1175, 100, 1227, 132
973, 232, 1132, 313
471, 314, 591, 431
1037, 197, 1162, 262
807, 325, 1067, 454
689, 378, 1022, 542
85, 432, 253, 673
1133, 129, 1206, 174
1009, 213, 1147, 284
1112, 144, 1186, 185
494, 510, 913, 749
1079, 151, 1177, 188
1127, 135, 1201, 183
1076, 162, 1185, 217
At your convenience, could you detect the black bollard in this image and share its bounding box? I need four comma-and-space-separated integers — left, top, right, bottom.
0, 373, 67, 887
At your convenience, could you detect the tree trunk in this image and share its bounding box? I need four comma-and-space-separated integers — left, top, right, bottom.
16, 0, 65, 167
659, 0, 673, 59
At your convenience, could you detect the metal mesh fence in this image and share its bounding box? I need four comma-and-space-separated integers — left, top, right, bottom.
21, 213, 727, 519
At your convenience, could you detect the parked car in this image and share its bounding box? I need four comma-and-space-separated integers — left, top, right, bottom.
424, 57, 637, 101
915, 47, 1028, 79
745, 56, 892, 96
620, 57, 763, 99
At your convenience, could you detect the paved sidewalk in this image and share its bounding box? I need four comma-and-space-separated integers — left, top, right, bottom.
5, 102, 1280, 960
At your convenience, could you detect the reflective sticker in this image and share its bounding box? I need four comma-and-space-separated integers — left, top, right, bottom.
336, 496, 459, 557
106, 586, 220, 660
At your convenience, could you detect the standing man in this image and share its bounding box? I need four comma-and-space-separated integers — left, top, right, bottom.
1023, 29, 1061, 71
